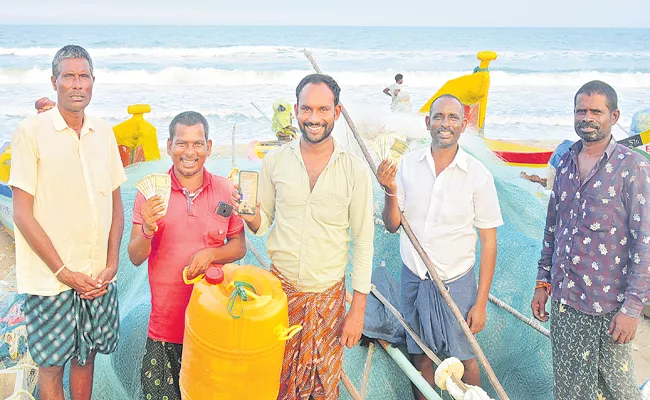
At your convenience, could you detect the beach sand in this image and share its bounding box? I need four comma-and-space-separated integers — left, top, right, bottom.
0, 224, 648, 388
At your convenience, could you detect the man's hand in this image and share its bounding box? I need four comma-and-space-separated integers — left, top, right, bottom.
531, 287, 550, 322
340, 307, 364, 348
141, 195, 165, 234
609, 311, 639, 344
230, 184, 260, 224
186, 248, 216, 280
377, 160, 397, 194
80, 266, 116, 300
57, 268, 103, 298
466, 304, 487, 334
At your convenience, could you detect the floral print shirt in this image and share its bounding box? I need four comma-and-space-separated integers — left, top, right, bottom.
538, 138, 650, 318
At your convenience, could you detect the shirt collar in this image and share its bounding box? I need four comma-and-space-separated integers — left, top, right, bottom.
290, 137, 345, 161
569, 136, 617, 163
419, 145, 469, 173
51, 106, 95, 136
169, 166, 212, 192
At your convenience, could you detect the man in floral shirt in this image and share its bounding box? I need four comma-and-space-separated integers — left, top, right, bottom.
531, 80, 649, 400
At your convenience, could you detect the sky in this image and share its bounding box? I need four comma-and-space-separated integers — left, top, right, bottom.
0, 0, 648, 27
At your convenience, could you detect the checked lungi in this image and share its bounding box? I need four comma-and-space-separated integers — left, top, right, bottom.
271, 266, 346, 400
24, 282, 119, 367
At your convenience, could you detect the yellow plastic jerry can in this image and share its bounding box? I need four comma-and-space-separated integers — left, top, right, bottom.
180, 264, 301, 400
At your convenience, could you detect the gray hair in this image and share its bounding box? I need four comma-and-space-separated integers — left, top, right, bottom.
429, 94, 465, 118
52, 45, 94, 78
169, 111, 209, 141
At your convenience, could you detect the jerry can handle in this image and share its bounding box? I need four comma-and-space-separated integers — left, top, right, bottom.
276, 325, 303, 341
182, 267, 204, 285
225, 282, 261, 300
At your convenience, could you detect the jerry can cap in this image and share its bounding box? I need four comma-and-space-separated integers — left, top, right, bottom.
205, 266, 224, 285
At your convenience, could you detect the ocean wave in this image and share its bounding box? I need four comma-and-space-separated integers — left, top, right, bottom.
0, 104, 267, 121
2, 46, 650, 62
3, 66, 650, 88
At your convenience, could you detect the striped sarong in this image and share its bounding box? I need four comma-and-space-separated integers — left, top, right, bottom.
24, 282, 119, 367
271, 266, 346, 400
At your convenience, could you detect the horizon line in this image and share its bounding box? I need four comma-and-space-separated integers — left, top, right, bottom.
0, 23, 648, 29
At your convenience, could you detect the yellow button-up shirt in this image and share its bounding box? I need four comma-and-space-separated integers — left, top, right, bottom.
9, 108, 127, 295
253, 138, 374, 294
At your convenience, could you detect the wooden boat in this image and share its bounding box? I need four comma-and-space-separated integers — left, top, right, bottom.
420, 51, 554, 168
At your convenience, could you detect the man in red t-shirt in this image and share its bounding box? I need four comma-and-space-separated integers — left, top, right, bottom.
127, 111, 246, 400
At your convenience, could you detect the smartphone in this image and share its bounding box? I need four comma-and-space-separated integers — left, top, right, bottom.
238, 171, 259, 216
216, 201, 233, 218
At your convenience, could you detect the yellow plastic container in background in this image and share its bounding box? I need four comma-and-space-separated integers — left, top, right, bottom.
0, 143, 11, 183
112, 104, 161, 167
180, 264, 301, 400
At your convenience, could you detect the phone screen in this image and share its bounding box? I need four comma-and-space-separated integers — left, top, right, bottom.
238, 171, 259, 215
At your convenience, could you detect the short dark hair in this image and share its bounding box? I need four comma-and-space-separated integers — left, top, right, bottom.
295, 74, 341, 106
429, 94, 465, 118
574, 80, 618, 112
395, 74, 403, 82
52, 45, 94, 78
169, 111, 209, 141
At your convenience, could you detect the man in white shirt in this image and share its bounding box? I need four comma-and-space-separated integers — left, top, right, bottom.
378, 94, 503, 398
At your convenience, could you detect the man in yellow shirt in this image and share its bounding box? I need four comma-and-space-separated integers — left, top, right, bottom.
232, 74, 374, 399
9, 45, 126, 400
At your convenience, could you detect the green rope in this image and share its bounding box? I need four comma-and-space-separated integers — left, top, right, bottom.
227, 281, 258, 319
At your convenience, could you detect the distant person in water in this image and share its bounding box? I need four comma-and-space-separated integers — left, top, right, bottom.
383, 73, 412, 113
35, 97, 56, 113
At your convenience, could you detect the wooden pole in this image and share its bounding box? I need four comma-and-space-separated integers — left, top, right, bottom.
251, 101, 273, 124
303, 49, 509, 400
231, 122, 237, 169
341, 370, 362, 400
360, 342, 374, 399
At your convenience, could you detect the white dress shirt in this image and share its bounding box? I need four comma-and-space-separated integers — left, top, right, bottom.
396, 146, 503, 281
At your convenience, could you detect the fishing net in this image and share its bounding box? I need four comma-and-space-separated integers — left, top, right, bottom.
0, 268, 38, 399
1, 122, 554, 399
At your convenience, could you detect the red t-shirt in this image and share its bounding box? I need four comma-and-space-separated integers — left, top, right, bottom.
132, 167, 244, 344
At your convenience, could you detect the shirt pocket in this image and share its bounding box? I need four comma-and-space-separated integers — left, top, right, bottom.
204, 209, 230, 246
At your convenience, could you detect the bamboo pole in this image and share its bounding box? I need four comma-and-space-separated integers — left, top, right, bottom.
360, 342, 374, 399
245, 236, 269, 269
488, 294, 550, 338
370, 285, 469, 393
303, 49, 509, 400
251, 101, 273, 123
341, 370, 362, 400
231, 122, 237, 169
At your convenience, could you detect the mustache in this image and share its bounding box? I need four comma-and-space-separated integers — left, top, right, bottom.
436, 127, 455, 134
576, 121, 600, 130
304, 122, 325, 127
